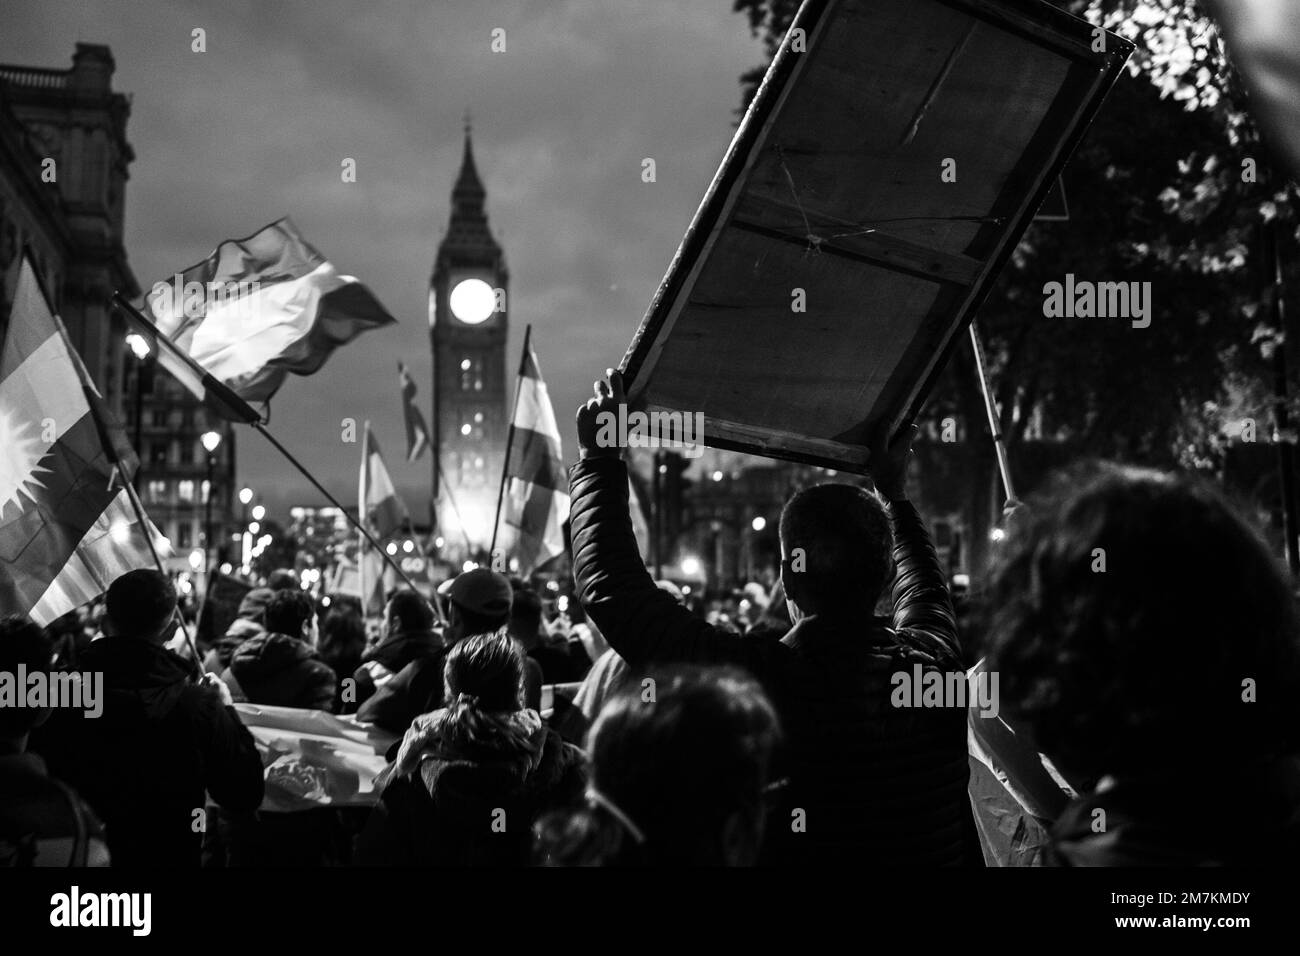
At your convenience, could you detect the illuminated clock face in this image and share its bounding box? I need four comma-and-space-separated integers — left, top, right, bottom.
449, 278, 496, 325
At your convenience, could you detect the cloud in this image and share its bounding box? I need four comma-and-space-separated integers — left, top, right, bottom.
1, 0, 763, 513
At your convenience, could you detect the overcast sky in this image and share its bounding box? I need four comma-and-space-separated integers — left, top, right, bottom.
0, 0, 764, 515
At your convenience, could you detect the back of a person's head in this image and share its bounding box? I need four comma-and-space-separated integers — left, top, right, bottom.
105, 569, 177, 643
320, 608, 365, 656
779, 482, 892, 615
535, 666, 781, 866
442, 630, 524, 713
267, 568, 297, 591
263, 589, 314, 639
509, 587, 543, 637
0, 616, 54, 738
386, 589, 433, 634
986, 461, 1300, 785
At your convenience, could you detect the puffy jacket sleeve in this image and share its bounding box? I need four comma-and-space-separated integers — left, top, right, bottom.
569, 456, 748, 670
886, 499, 960, 667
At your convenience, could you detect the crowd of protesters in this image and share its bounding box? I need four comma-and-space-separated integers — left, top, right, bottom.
4, 368, 1300, 867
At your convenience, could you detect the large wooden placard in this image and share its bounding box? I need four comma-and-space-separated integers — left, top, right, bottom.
620, 0, 1132, 472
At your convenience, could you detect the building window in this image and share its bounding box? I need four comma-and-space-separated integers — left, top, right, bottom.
181, 407, 195, 429
178, 480, 195, 503
177, 522, 192, 549
201, 480, 210, 504
151, 408, 168, 428
460, 356, 484, 392
150, 441, 169, 466
180, 441, 195, 465
147, 480, 167, 504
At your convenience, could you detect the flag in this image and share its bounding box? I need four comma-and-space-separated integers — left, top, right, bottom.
358, 422, 407, 613
234, 703, 398, 813
0, 257, 168, 625
398, 361, 430, 462
141, 218, 396, 417
496, 329, 569, 576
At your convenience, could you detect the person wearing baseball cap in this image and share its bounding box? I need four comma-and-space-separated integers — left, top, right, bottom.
358, 568, 515, 734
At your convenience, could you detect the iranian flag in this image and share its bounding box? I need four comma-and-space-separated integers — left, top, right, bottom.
141, 218, 396, 417
0, 258, 167, 625
358, 423, 408, 612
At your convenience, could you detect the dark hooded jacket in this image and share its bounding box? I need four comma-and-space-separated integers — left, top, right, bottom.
222, 633, 337, 713
202, 619, 264, 675
356, 710, 587, 866
350, 629, 442, 712
568, 456, 980, 867
30, 637, 264, 867
1048, 756, 1300, 866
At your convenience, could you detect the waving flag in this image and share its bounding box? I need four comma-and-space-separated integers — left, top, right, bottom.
495, 327, 569, 576
359, 423, 407, 612
398, 361, 430, 462
141, 218, 396, 416
0, 258, 167, 625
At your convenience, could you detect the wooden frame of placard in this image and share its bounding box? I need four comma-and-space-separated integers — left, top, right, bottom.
619, 0, 1133, 474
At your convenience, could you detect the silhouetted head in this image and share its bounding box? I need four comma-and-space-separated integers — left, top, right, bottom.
104, 569, 177, 644
443, 630, 524, 712
263, 589, 316, 644
441, 568, 512, 642
986, 461, 1300, 789
0, 616, 54, 741
779, 483, 893, 620
267, 568, 297, 591
535, 666, 781, 866
508, 587, 543, 647
384, 588, 434, 637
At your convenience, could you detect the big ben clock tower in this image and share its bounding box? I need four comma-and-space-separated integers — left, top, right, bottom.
430, 120, 508, 556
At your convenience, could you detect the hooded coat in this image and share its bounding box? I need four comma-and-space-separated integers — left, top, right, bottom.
30, 637, 264, 867
222, 633, 337, 713
356, 708, 587, 866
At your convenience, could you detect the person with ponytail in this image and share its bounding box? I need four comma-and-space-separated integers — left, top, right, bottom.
534, 665, 782, 866
355, 630, 587, 866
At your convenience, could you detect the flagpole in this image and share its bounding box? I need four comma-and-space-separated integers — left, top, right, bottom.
968, 320, 1020, 513
109, 292, 428, 601
490, 324, 530, 557
121, 476, 202, 664
253, 420, 425, 595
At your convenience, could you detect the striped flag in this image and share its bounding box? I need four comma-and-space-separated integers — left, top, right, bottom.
0, 258, 168, 625
397, 361, 430, 462
496, 328, 569, 576
142, 218, 396, 417
358, 423, 407, 613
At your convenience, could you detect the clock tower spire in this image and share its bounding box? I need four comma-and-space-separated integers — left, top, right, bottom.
430, 122, 509, 559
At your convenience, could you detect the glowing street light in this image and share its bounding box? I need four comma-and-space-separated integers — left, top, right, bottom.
402, 539, 415, 553
680, 556, 702, 577
126, 333, 151, 360
251, 504, 266, 521
751, 516, 767, 532
200, 430, 222, 454
239, 487, 254, 505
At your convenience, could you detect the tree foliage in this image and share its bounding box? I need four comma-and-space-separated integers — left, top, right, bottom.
732, 0, 1300, 474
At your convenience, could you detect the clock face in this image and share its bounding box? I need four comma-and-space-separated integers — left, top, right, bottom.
449, 278, 496, 325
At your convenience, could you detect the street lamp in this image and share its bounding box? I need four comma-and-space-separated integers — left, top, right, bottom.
239, 487, 254, 506
201, 430, 222, 583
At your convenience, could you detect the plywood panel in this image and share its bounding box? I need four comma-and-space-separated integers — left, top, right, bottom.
621, 0, 1133, 473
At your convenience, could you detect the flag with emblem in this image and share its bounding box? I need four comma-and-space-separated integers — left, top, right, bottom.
493, 327, 569, 576
0, 257, 167, 625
